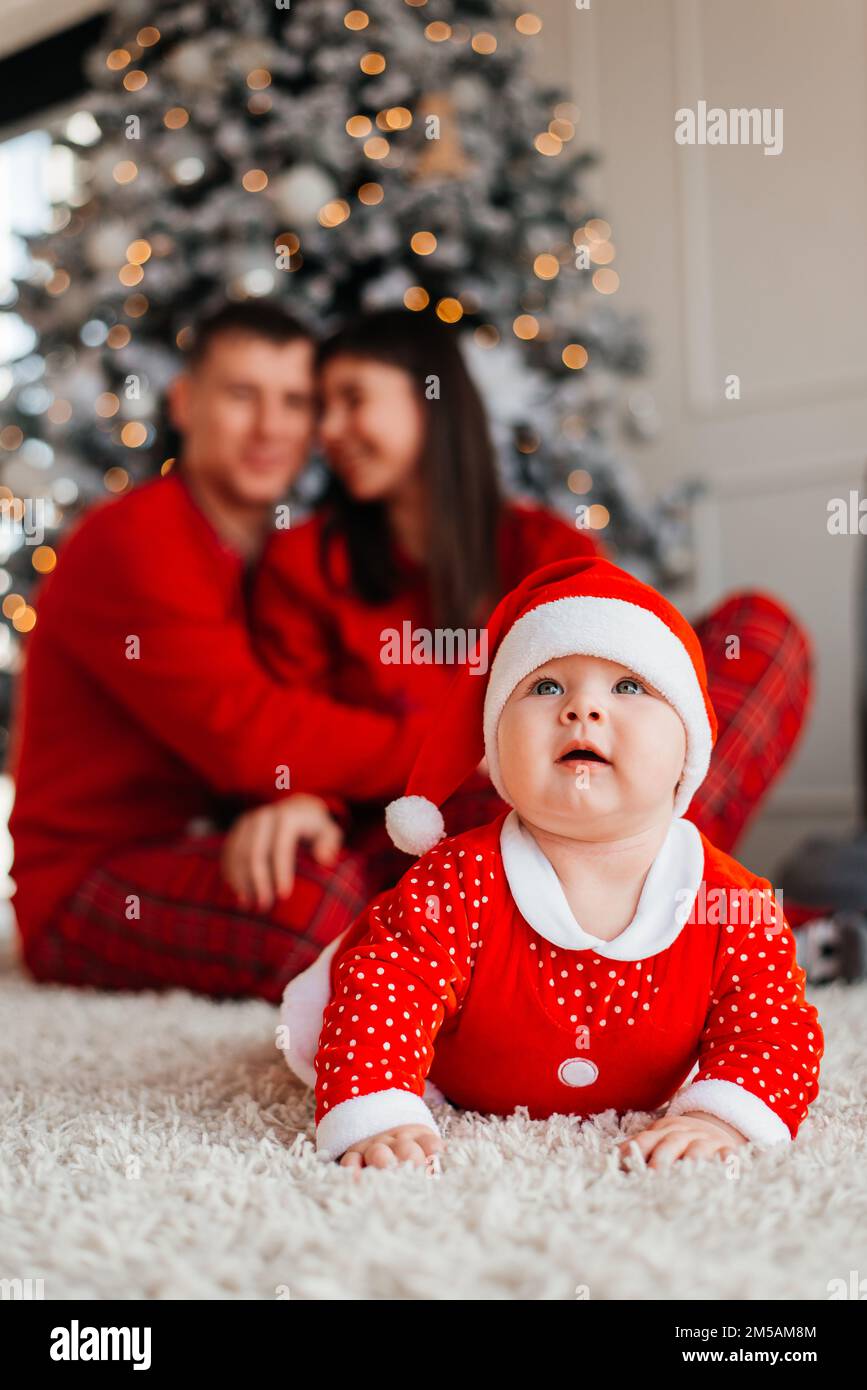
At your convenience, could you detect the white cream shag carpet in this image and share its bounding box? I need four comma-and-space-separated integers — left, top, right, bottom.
2, 930, 865, 1302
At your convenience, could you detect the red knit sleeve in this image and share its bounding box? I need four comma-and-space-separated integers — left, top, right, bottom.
667, 881, 824, 1145
252, 526, 337, 689
49, 509, 427, 805
313, 840, 484, 1160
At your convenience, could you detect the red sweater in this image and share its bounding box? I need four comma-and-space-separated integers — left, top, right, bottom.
253, 499, 604, 732
278, 811, 824, 1159
7, 472, 430, 944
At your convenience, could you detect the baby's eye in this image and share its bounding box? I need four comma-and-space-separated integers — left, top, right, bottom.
531, 678, 564, 696
613, 676, 647, 695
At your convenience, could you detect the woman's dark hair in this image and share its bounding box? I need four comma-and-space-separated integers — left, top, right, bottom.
317, 308, 503, 629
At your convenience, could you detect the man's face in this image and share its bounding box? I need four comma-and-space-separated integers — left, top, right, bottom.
168, 332, 316, 507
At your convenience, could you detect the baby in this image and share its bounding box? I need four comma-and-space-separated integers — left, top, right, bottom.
280, 556, 824, 1171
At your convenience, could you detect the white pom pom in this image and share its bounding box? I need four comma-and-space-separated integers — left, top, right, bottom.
385, 796, 445, 856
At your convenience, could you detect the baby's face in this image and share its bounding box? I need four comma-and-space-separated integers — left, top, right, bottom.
497, 652, 687, 838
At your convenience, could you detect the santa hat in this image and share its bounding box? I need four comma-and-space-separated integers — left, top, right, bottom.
385, 555, 718, 856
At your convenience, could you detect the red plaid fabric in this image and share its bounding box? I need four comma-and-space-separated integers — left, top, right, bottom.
21, 589, 812, 1000
20, 833, 375, 1005
685, 590, 813, 854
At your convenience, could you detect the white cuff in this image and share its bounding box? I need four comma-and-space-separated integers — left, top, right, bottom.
315, 1088, 440, 1161
666, 1078, 791, 1147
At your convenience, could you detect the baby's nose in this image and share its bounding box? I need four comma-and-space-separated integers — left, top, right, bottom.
563, 699, 604, 723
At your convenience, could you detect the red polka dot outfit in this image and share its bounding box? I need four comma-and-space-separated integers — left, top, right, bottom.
282, 808, 823, 1160
280, 556, 824, 1160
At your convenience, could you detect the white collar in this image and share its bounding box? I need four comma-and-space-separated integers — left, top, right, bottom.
499, 810, 704, 960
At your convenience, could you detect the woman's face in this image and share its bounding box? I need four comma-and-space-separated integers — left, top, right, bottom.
319, 354, 426, 502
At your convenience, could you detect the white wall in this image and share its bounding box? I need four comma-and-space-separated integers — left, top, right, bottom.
531, 0, 867, 876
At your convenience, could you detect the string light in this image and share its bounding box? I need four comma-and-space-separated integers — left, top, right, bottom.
404, 287, 430, 311
318, 200, 350, 227
118, 264, 143, 286
121, 422, 148, 448
242, 169, 269, 192
360, 52, 386, 73
592, 269, 620, 294
273, 232, 301, 254
410, 231, 437, 255
106, 325, 131, 348
160, 458, 176, 476
357, 182, 383, 204
425, 22, 451, 41
436, 297, 463, 323
533, 254, 559, 280
344, 9, 369, 29
126, 239, 151, 264
549, 118, 574, 141
585, 218, 612, 241
0, 426, 23, 450
274, 232, 300, 254
173, 157, 204, 184
568, 469, 592, 493
589, 241, 616, 265
47, 399, 72, 423
363, 136, 389, 159
384, 106, 412, 129
137, 26, 160, 46
66, 111, 100, 145
164, 107, 189, 129
95, 393, 120, 418
588, 504, 610, 530
2, 593, 23, 619
12, 605, 36, 633
474, 325, 500, 348
106, 49, 131, 70
248, 94, 271, 115
346, 115, 372, 136
124, 294, 149, 317
104, 467, 130, 492
247, 69, 271, 90
113, 161, 138, 184
31, 546, 57, 574
562, 344, 589, 369
471, 32, 497, 53
123, 70, 148, 92
46, 270, 71, 296
176, 326, 194, 351
534, 132, 562, 156
513, 314, 539, 340
515, 13, 542, 35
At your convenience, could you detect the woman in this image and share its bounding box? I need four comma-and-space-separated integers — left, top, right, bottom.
222, 308, 812, 910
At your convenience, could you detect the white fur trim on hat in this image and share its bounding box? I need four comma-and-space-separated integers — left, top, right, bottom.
482, 595, 713, 817
385, 795, 445, 856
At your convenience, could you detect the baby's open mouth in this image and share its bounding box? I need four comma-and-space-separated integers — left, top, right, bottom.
556, 745, 611, 766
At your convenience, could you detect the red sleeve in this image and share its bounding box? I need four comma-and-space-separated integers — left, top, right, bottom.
667, 882, 824, 1144
46, 513, 428, 806
313, 841, 483, 1159
252, 531, 338, 689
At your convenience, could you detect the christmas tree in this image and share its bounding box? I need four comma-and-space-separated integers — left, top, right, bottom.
0, 0, 699, 738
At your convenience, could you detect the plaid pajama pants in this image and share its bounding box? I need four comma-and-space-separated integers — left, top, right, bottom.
21, 589, 812, 1002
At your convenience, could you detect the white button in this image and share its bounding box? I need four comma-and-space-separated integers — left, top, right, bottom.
558, 1057, 599, 1087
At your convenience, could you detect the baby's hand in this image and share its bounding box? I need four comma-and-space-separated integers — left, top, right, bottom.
618, 1110, 748, 1170
339, 1125, 444, 1171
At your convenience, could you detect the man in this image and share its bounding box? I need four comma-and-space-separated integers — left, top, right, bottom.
8, 302, 430, 1003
